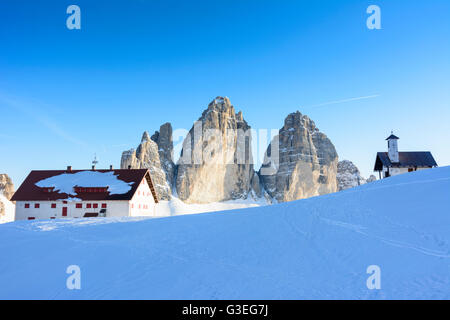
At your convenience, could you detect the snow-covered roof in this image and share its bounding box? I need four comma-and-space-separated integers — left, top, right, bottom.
11, 169, 158, 202
35, 171, 134, 196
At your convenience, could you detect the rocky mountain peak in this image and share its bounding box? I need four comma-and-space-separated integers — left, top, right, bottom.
151, 122, 175, 188
121, 126, 174, 200
141, 131, 151, 143
283, 111, 319, 133
337, 160, 377, 191
176, 97, 254, 203
200, 96, 247, 127
208, 96, 231, 108
260, 111, 338, 202
120, 98, 343, 205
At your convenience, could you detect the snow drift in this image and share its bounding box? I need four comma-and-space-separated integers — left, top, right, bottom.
0, 167, 449, 299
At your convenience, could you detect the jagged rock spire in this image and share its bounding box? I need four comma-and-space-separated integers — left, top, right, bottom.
141, 131, 151, 143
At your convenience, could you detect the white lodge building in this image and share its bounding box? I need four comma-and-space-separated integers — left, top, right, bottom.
374, 133, 438, 179
11, 167, 159, 220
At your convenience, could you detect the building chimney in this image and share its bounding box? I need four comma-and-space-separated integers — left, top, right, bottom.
67, 166, 72, 172
110, 165, 113, 170
128, 165, 131, 170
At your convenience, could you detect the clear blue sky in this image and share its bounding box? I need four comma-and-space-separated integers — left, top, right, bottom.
1, 0, 449, 186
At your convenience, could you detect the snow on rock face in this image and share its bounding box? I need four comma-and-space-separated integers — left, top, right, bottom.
337, 160, 377, 191
0, 166, 449, 299
35, 171, 134, 195
337, 160, 366, 191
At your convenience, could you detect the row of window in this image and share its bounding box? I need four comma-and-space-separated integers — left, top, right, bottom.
137, 191, 151, 196
76, 203, 107, 209
131, 203, 150, 209
74, 187, 109, 193
24, 203, 108, 209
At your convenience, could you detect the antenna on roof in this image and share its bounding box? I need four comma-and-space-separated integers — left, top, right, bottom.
92, 154, 99, 170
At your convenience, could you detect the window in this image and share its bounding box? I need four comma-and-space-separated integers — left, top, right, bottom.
76, 203, 82, 209
51, 203, 56, 209
86, 203, 92, 208
101, 203, 107, 209
25, 203, 30, 208
28, 217, 35, 220
93, 203, 98, 209
34, 203, 40, 209
63, 201, 68, 204
74, 187, 108, 193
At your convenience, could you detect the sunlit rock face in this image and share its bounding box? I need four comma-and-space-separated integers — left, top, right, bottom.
260, 111, 338, 202
0, 174, 14, 200
175, 97, 254, 204
121, 130, 172, 200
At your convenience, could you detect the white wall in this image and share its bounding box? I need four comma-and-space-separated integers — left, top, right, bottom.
383, 166, 431, 178
129, 178, 156, 217
15, 200, 131, 220
14, 177, 158, 221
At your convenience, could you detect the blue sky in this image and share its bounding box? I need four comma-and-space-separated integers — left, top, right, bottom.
1, 0, 449, 185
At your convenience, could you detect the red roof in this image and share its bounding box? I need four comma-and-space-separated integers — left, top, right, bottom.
11, 169, 158, 203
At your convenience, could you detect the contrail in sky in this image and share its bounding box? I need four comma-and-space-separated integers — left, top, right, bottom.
304, 94, 380, 108
0, 93, 88, 147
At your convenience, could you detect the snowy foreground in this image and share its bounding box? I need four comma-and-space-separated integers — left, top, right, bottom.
156, 195, 269, 217
0, 167, 449, 299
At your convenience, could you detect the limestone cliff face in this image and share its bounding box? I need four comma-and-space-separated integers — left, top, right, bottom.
259, 111, 338, 202
121, 131, 172, 200
175, 97, 254, 204
151, 123, 176, 187
0, 174, 14, 201
337, 160, 377, 191
120, 99, 342, 204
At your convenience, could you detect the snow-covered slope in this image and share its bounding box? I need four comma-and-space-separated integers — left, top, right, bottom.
0, 167, 449, 299
156, 196, 269, 216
